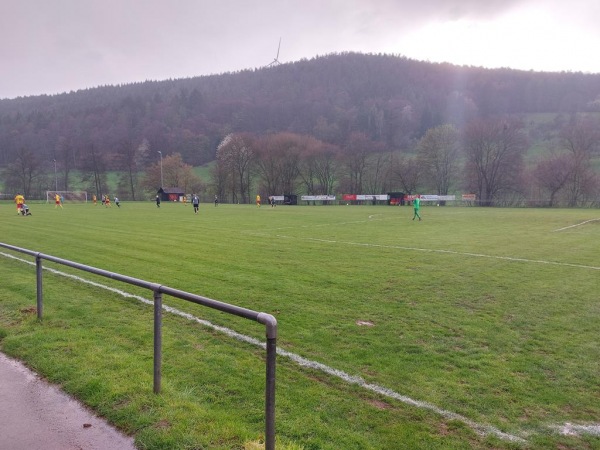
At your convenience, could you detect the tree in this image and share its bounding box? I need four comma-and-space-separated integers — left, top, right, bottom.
463, 117, 527, 206
5, 147, 43, 198
532, 153, 572, 206
117, 138, 149, 200
392, 154, 421, 195
215, 133, 255, 203
56, 136, 76, 191
142, 153, 202, 196
80, 143, 107, 198
210, 160, 229, 203
299, 140, 340, 195
417, 124, 460, 198
558, 116, 600, 206
255, 133, 303, 196
341, 132, 384, 193
363, 151, 391, 195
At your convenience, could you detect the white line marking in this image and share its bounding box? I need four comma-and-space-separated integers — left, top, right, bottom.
553, 218, 600, 232
264, 235, 600, 271
551, 423, 600, 436
1, 251, 525, 443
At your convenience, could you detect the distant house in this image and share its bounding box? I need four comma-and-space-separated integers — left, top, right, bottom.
157, 187, 184, 202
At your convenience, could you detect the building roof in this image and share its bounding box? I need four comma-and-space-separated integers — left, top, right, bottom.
158, 187, 184, 194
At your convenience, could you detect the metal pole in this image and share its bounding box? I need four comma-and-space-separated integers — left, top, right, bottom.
265, 336, 276, 450
53, 159, 57, 192
153, 290, 162, 394
157, 151, 163, 188
35, 255, 43, 319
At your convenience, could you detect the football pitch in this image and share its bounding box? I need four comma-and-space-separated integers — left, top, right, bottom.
1, 201, 599, 449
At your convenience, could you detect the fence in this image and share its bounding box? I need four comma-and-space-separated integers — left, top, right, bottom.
0, 242, 278, 450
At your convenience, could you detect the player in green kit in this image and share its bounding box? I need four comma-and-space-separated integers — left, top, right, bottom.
412, 196, 421, 221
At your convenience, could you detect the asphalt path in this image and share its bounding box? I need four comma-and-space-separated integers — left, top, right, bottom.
0, 351, 136, 450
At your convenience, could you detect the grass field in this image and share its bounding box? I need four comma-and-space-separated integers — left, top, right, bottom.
1, 200, 599, 449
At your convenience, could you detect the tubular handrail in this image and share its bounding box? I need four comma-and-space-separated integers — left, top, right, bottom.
0, 242, 277, 450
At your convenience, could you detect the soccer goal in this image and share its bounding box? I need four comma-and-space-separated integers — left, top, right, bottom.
45, 191, 88, 203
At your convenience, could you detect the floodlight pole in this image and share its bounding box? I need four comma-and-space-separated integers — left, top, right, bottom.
157, 151, 163, 188
53, 159, 57, 191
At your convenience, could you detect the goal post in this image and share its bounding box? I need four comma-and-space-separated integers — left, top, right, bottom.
45, 191, 88, 203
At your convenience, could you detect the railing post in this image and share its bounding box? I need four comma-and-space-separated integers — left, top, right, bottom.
265, 336, 276, 450
153, 289, 162, 394
35, 254, 43, 320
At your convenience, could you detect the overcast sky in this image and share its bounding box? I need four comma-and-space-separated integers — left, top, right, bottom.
2, 0, 599, 100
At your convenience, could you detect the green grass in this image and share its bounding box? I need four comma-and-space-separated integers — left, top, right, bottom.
193, 162, 215, 182
1, 201, 599, 449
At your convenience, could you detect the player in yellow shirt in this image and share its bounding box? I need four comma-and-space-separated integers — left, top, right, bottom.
54, 193, 63, 208
14, 193, 25, 214
256, 194, 261, 207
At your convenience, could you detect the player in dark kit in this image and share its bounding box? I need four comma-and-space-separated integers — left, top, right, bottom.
192, 194, 199, 214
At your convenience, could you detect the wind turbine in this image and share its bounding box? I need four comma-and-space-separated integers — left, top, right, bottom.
267, 38, 282, 67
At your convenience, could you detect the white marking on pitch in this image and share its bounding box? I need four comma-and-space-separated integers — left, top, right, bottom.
553, 218, 600, 232
266, 235, 600, 271
2, 251, 525, 443
4, 252, 599, 442
551, 423, 600, 436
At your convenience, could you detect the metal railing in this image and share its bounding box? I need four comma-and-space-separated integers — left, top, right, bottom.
0, 242, 277, 450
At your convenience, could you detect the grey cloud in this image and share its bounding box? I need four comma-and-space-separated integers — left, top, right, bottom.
1, 0, 599, 98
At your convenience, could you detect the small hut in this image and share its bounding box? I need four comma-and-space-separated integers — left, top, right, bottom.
158, 187, 184, 202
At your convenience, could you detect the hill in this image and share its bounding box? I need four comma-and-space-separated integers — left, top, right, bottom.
2, 52, 600, 169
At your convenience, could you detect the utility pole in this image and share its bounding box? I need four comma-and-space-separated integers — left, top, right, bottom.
157, 151, 163, 187
53, 159, 57, 191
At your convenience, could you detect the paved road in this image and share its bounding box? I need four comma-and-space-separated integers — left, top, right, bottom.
0, 351, 137, 450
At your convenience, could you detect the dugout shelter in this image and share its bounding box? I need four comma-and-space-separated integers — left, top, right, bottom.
157, 187, 185, 202
387, 192, 405, 206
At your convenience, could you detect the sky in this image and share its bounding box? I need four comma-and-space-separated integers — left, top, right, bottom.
1, 0, 600, 100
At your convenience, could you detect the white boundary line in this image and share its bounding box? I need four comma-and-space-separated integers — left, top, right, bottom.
551, 423, 600, 436
553, 218, 600, 232
1, 251, 525, 443
260, 234, 600, 271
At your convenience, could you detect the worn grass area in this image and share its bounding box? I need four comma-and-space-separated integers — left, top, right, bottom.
1, 201, 599, 449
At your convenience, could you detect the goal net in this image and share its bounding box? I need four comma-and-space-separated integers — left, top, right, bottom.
46, 191, 88, 203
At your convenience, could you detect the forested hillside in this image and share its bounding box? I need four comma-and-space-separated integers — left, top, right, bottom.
1, 52, 600, 206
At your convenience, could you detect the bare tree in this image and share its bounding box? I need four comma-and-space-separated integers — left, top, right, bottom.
56, 136, 75, 191
117, 139, 149, 200
463, 117, 528, 206
342, 132, 372, 194
364, 151, 391, 194
80, 143, 107, 198
532, 153, 572, 206
392, 154, 421, 195
559, 116, 600, 206
417, 124, 460, 198
299, 137, 336, 195
210, 161, 229, 203
255, 133, 304, 196
215, 133, 255, 203
6, 147, 43, 198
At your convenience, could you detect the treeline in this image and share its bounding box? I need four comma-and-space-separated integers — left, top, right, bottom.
212, 114, 600, 207
1, 52, 600, 205
3, 114, 600, 207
